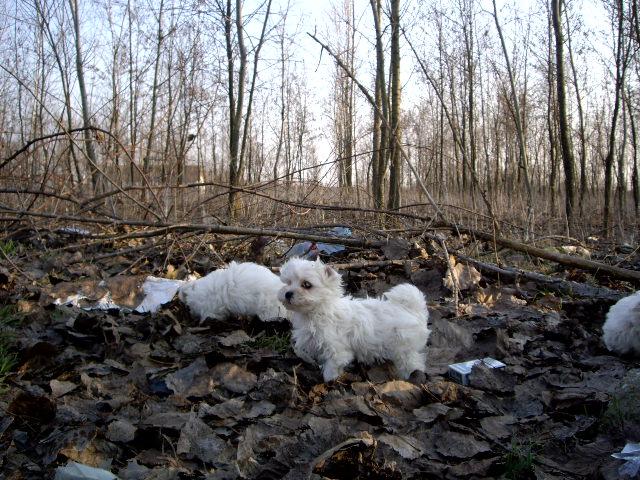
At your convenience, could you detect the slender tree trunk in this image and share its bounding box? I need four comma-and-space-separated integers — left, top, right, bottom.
629, 90, 640, 215
69, 0, 99, 192
143, 0, 165, 177
224, 0, 247, 218
603, 0, 629, 234
127, 0, 138, 185
387, 0, 401, 210
564, 5, 587, 213
370, 0, 388, 208
617, 95, 628, 220
463, 0, 476, 199
551, 0, 576, 231
273, 14, 287, 183
492, 0, 533, 233
36, 0, 81, 184
238, 0, 272, 180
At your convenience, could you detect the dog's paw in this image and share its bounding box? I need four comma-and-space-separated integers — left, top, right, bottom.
321, 363, 344, 383
407, 370, 427, 385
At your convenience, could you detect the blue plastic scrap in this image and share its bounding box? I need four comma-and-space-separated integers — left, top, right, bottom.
286, 227, 352, 259
612, 443, 640, 478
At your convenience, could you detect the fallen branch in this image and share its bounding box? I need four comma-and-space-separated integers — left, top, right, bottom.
271, 259, 408, 273
450, 225, 640, 283
456, 253, 625, 301
0, 209, 384, 249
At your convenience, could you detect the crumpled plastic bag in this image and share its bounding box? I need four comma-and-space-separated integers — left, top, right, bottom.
286, 227, 352, 259
612, 443, 640, 477
53, 276, 183, 314
54, 461, 117, 480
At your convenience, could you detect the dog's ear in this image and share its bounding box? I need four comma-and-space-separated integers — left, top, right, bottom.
324, 265, 339, 279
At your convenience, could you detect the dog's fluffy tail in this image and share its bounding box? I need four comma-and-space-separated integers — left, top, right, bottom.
384, 284, 428, 319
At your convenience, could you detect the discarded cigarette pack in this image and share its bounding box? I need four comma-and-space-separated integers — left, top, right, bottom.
448, 357, 506, 385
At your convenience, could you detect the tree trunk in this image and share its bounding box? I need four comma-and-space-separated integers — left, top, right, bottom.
603, 0, 629, 234
551, 0, 576, 231
239, 0, 272, 182
370, 0, 388, 208
224, 0, 247, 218
143, 0, 165, 178
492, 0, 533, 233
69, 0, 99, 192
629, 90, 640, 215
387, 0, 401, 210
564, 4, 587, 213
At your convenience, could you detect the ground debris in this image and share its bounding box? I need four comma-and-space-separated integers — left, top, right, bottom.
0, 233, 636, 478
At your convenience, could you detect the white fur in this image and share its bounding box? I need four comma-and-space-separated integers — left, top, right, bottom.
602, 290, 640, 356
179, 262, 287, 322
278, 258, 430, 381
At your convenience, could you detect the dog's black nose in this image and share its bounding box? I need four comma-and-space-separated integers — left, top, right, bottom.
285, 291, 293, 301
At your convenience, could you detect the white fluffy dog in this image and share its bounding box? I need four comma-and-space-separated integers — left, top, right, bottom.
179, 262, 287, 322
278, 258, 430, 381
602, 290, 640, 356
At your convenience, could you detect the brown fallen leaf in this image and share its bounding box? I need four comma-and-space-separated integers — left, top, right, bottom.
8, 391, 56, 425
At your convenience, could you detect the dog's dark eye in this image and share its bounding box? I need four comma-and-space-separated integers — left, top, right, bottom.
301, 281, 313, 289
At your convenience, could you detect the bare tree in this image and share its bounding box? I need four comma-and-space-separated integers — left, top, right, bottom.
387, 0, 402, 210
332, 0, 356, 189
563, 5, 587, 211
68, 0, 99, 191
220, 0, 272, 217
143, 0, 167, 177
491, 0, 533, 232
370, 0, 389, 208
551, 0, 576, 230
603, 0, 631, 234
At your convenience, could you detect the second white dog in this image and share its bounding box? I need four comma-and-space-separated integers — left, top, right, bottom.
179, 261, 287, 322
278, 258, 430, 381
602, 290, 640, 356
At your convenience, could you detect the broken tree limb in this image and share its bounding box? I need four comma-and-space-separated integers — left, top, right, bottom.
456, 253, 625, 301
448, 224, 640, 283
0, 209, 384, 249
271, 259, 408, 273
2, 205, 639, 283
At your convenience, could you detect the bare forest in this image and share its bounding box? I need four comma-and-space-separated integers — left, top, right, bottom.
1, 0, 640, 478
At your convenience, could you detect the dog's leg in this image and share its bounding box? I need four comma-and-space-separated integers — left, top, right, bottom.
291, 329, 317, 364
393, 351, 426, 379
321, 353, 353, 382
293, 344, 316, 365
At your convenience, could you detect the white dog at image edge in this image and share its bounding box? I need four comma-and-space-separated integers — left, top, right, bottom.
178, 262, 288, 322
278, 258, 430, 382
602, 290, 640, 356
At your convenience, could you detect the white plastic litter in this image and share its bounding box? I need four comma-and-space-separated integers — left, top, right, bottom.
54, 461, 118, 480
134, 276, 184, 313
54, 292, 120, 311
448, 357, 506, 385
57, 226, 91, 236
612, 442, 640, 477
54, 276, 184, 314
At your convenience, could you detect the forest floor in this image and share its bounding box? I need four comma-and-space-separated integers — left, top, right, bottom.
0, 226, 638, 479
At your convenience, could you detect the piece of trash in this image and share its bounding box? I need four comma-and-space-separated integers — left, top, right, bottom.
54, 461, 118, 480
56, 226, 92, 236
448, 357, 506, 386
612, 443, 640, 478
135, 276, 184, 313
54, 291, 121, 311
286, 227, 352, 259
559, 245, 591, 258
52, 276, 184, 314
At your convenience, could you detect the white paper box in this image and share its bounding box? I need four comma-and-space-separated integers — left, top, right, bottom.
448, 357, 506, 385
